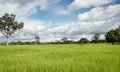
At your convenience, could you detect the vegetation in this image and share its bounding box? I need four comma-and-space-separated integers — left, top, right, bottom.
61, 37, 73, 44
105, 26, 120, 44
0, 13, 24, 46
35, 35, 40, 44
79, 38, 89, 44
0, 44, 120, 72
91, 33, 100, 43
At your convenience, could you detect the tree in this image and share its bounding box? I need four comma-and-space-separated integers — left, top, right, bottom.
61, 37, 74, 44
91, 33, 100, 43
35, 35, 40, 44
0, 13, 24, 46
61, 37, 70, 44
79, 38, 89, 44
61, 37, 68, 43
105, 30, 117, 44
105, 26, 120, 44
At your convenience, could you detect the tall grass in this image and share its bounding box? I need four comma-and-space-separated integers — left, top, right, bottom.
0, 44, 120, 72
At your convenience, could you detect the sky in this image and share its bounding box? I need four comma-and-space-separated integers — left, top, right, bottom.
0, 0, 120, 42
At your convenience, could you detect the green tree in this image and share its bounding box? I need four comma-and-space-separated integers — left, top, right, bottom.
0, 13, 24, 46
61, 37, 68, 42
105, 26, 120, 44
92, 33, 100, 43
61, 37, 71, 44
35, 35, 40, 44
79, 38, 89, 44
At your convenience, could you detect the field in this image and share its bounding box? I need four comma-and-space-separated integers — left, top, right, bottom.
0, 44, 120, 72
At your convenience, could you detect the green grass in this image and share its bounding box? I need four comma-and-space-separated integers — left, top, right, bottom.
0, 44, 120, 72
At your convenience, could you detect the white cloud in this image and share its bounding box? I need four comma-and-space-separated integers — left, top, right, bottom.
0, 3, 19, 16
0, 0, 62, 19
78, 4, 120, 21
10, 19, 51, 42
44, 4, 120, 41
68, 0, 115, 10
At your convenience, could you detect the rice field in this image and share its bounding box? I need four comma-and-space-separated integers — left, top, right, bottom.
0, 44, 120, 72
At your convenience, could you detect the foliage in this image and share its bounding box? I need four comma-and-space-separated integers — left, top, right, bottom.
0, 13, 24, 46
61, 37, 73, 44
105, 26, 120, 44
79, 38, 89, 44
61, 37, 68, 42
10, 41, 41, 45
91, 33, 100, 43
35, 35, 40, 44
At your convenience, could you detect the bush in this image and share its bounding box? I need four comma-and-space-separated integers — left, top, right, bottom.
79, 38, 89, 44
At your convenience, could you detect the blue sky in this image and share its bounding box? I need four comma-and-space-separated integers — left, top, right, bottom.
28, 0, 77, 26
28, 0, 92, 25
0, 0, 120, 42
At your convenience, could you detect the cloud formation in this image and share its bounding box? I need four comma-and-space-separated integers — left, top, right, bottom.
78, 4, 120, 21
68, 0, 115, 10
0, 0, 62, 19
0, 0, 120, 42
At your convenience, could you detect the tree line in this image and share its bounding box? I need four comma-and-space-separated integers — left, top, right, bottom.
0, 13, 120, 46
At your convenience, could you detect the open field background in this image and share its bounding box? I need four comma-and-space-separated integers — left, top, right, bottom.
0, 44, 120, 72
